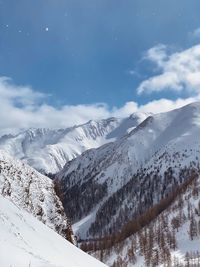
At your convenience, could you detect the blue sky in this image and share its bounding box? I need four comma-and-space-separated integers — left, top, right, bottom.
0, 0, 200, 132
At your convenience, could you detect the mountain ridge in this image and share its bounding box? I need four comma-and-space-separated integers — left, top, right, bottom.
55, 101, 200, 240
0, 113, 148, 174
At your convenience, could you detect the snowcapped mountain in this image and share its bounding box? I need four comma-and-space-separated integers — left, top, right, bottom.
0, 150, 73, 242
3, 102, 200, 267
0, 195, 108, 267
0, 113, 147, 174
56, 102, 200, 240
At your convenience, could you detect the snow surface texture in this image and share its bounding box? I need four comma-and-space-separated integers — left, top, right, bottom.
0, 150, 73, 240
57, 102, 200, 238
0, 114, 148, 174
0, 195, 108, 267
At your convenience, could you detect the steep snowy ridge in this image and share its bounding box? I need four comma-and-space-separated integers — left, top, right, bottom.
56, 102, 200, 239
0, 150, 73, 242
0, 195, 108, 267
0, 113, 148, 174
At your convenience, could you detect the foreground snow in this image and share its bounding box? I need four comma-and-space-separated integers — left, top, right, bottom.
0, 195, 107, 267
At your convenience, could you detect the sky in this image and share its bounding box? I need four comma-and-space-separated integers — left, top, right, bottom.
1, 0, 200, 133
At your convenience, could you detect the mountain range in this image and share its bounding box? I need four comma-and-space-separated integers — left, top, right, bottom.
1, 102, 200, 267
0, 112, 148, 174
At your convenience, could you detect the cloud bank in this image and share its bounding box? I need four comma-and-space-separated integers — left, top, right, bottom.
0, 76, 197, 135
2, 39, 200, 134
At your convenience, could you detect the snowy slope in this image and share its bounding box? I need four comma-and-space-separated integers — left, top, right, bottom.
56, 102, 200, 239
0, 114, 147, 174
0, 150, 73, 241
0, 195, 108, 267
92, 172, 200, 267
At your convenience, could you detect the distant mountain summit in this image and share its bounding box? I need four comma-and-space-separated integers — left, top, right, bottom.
0, 113, 148, 174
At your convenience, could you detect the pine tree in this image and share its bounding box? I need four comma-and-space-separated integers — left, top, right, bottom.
185, 252, 190, 267
189, 215, 198, 240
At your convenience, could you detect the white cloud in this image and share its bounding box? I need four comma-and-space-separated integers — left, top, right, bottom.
137, 44, 200, 95
138, 97, 199, 114
0, 77, 45, 105
112, 102, 138, 118
145, 44, 168, 68
0, 76, 198, 135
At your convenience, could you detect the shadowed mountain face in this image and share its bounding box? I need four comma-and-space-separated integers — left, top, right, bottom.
91, 169, 200, 267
